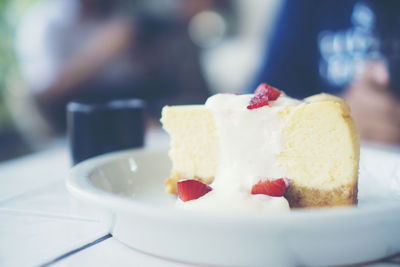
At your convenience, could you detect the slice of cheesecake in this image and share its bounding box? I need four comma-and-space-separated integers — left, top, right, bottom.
161, 91, 359, 208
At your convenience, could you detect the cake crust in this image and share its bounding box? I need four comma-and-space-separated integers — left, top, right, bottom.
285, 182, 358, 208
166, 175, 358, 208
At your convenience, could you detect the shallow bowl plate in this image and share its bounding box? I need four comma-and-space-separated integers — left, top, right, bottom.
67, 147, 400, 266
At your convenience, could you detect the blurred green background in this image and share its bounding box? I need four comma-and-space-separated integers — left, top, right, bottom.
0, 0, 39, 160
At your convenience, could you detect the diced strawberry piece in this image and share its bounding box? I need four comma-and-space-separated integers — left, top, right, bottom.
267, 87, 281, 101
177, 179, 212, 202
247, 93, 269, 109
251, 178, 290, 197
254, 83, 270, 95
254, 83, 282, 101
248, 83, 282, 110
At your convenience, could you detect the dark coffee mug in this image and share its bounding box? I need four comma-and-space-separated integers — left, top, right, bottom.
67, 98, 146, 165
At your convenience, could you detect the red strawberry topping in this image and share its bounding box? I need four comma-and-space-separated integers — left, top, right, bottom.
251, 178, 290, 197
247, 83, 282, 110
177, 179, 212, 202
254, 83, 282, 100
247, 93, 270, 109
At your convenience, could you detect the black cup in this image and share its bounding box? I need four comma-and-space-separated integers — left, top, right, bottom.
67, 98, 145, 165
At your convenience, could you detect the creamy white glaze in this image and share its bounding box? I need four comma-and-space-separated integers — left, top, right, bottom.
176, 93, 302, 213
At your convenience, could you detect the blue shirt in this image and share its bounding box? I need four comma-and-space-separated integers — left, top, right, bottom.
254, 0, 400, 98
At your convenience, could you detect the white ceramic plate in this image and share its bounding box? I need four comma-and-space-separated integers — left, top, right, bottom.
67, 147, 400, 267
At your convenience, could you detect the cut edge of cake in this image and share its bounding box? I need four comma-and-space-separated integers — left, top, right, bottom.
161, 105, 218, 194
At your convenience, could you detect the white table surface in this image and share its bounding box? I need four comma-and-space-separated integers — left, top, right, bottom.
1, 128, 400, 267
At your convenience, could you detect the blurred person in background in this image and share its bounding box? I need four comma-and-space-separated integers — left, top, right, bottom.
16, 0, 230, 133
254, 0, 400, 144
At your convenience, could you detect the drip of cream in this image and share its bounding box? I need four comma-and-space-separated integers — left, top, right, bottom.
176, 94, 302, 212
